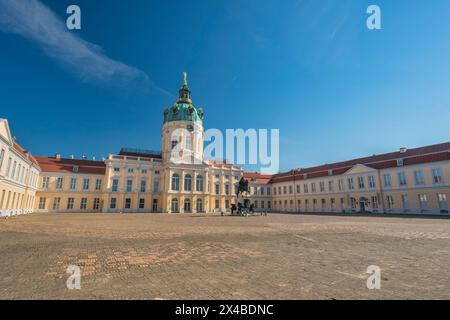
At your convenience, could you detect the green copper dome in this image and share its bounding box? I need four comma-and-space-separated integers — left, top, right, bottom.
163, 72, 203, 124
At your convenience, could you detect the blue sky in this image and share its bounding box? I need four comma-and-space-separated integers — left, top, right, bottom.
1, 0, 450, 172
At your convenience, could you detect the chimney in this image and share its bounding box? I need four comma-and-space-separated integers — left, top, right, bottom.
55, 153, 61, 159
399, 147, 407, 153
82, 155, 87, 160
92, 156, 96, 161
70, 155, 74, 159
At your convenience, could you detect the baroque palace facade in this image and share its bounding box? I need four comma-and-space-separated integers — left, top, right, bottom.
0, 74, 449, 216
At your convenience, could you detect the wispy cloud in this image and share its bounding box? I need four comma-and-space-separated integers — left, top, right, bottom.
0, 0, 169, 94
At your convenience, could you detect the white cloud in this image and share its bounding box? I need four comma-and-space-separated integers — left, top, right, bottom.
0, 0, 168, 94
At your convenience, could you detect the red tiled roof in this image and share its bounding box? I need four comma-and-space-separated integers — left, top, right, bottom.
244, 172, 273, 184
35, 156, 106, 175
270, 142, 450, 183
12, 141, 41, 170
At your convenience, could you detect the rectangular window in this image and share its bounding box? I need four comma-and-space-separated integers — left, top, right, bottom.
383, 174, 391, 187
113, 167, 120, 172
95, 179, 102, 190
289, 185, 293, 194
67, 197, 74, 210
126, 180, 133, 192
93, 198, 100, 210
185, 136, 192, 150
418, 194, 428, 210
0, 149, 5, 171
110, 198, 117, 209
56, 177, 64, 189
350, 198, 357, 209
125, 198, 131, 209
112, 179, 119, 192
53, 197, 61, 210
215, 199, 219, 209
348, 178, 354, 190
338, 179, 344, 191
153, 180, 159, 193
225, 184, 230, 195
319, 181, 325, 192
296, 185, 300, 194
70, 178, 77, 190
328, 180, 334, 192
358, 176, 365, 189
128, 168, 134, 173
42, 177, 50, 189
371, 196, 379, 209
431, 168, 443, 184
152, 199, 158, 212
401, 194, 409, 210
38, 197, 46, 209
11, 161, 16, 179
273, 187, 277, 195
140, 180, 146, 192
398, 172, 407, 186
267, 187, 271, 195
437, 193, 448, 211
386, 195, 394, 209
414, 170, 425, 185
139, 198, 145, 209
141, 168, 147, 174
283, 186, 287, 194
80, 198, 87, 210
303, 183, 308, 193
83, 178, 90, 190
6, 157, 12, 177
311, 183, 316, 193
368, 175, 376, 188
215, 184, 220, 195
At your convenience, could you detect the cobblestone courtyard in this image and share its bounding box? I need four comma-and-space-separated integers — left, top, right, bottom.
0, 212, 449, 299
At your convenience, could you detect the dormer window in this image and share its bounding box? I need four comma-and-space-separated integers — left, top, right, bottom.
397, 159, 404, 166
303, 173, 307, 179
328, 169, 333, 176
73, 165, 79, 173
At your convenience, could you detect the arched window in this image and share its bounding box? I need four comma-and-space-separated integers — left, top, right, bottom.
172, 173, 179, 191
196, 199, 203, 212
184, 198, 191, 212
184, 174, 192, 191
171, 198, 179, 213
196, 175, 204, 192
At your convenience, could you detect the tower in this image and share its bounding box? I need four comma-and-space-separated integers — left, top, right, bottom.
161, 72, 204, 164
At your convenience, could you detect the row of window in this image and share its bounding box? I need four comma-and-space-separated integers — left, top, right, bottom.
271, 167, 445, 196
111, 179, 160, 193
270, 193, 448, 212
41, 177, 102, 191
0, 189, 35, 210
110, 198, 159, 211
113, 167, 160, 175
39, 197, 102, 210
383, 168, 443, 187
0, 148, 38, 187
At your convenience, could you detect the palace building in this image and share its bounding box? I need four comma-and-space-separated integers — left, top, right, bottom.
245, 143, 450, 215
0, 73, 449, 216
